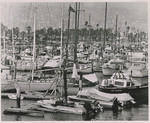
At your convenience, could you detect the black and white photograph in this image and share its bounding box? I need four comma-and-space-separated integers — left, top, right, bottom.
0, 0, 149, 121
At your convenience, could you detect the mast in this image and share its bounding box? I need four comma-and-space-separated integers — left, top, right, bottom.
11, 15, 15, 80
74, 2, 78, 63
103, 2, 107, 51
4, 3, 6, 56
89, 14, 91, 43
66, 6, 71, 63
115, 15, 118, 49
60, 3, 64, 66
31, 7, 36, 80
4, 27, 6, 56
77, 2, 80, 29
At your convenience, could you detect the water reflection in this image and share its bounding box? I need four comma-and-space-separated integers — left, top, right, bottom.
15, 115, 22, 121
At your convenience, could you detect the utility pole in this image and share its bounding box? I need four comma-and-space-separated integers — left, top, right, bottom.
103, 2, 107, 51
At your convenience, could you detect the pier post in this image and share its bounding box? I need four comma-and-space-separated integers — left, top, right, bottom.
91, 60, 94, 73
14, 62, 17, 79
16, 87, 21, 108
63, 69, 68, 105
79, 72, 82, 91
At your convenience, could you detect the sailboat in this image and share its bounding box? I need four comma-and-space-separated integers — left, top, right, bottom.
32, 3, 102, 115
14, 7, 55, 92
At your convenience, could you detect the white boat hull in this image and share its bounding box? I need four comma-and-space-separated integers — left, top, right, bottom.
102, 67, 115, 76
16, 81, 56, 92
125, 62, 132, 69
37, 100, 83, 114
1, 82, 15, 92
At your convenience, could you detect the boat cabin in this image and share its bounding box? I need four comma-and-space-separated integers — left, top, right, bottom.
101, 79, 132, 88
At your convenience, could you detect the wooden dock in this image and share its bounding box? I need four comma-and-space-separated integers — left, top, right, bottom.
1, 93, 58, 100
3, 107, 44, 117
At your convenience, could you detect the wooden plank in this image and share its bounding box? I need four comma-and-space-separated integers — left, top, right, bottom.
3, 107, 44, 117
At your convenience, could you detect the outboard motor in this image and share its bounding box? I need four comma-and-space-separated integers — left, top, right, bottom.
82, 101, 102, 120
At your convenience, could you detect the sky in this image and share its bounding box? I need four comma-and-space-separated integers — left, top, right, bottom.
0, 2, 148, 32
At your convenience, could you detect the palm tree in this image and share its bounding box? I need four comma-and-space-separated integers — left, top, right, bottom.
96, 24, 99, 40
84, 21, 88, 29
26, 26, 32, 42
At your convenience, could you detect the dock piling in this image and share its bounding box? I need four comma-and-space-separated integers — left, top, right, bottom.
16, 87, 21, 108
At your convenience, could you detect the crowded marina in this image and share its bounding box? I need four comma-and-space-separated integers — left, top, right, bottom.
1, 2, 148, 121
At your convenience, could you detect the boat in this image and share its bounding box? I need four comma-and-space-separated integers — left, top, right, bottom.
68, 95, 117, 110
14, 72, 59, 92
98, 72, 148, 102
125, 51, 147, 69
99, 72, 142, 93
1, 64, 16, 92
43, 56, 62, 69
72, 88, 135, 106
64, 64, 99, 95
13, 8, 58, 93
102, 57, 124, 76
8, 93, 24, 100
16, 56, 48, 72
123, 61, 148, 77
36, 99, 84, 114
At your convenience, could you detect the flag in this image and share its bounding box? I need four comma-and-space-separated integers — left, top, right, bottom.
69, 6, 75, 13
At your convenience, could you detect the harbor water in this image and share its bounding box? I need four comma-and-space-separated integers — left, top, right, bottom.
1, 72, 148, 121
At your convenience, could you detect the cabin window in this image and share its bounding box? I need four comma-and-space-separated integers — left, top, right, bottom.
114, 81, 124, 86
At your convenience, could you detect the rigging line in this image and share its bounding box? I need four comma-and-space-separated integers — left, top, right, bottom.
24, 3, 32, 31
20, 4, 27, 32
8, 3, 12, 28
43, 2, 50, 28
39, 3, 44, 29
47, 3, 53, 27
45, 3, 51, 27
40, 3, 46, 29
41, 3, 49, 29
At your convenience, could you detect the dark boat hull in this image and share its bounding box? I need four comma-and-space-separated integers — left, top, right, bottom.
98, 86, 148, 103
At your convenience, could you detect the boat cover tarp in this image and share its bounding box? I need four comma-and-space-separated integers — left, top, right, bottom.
44, 58, 60, 68
128, 63, 146, 70
124, 62, 147, 77
83, 73, 98, 83
109, 58, 124, 64
77, 88, 133, 102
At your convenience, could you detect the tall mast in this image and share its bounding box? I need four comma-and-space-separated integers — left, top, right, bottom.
74, 2, 78, 63
115, 15, 118, 48
103, 2, 107, 51
60, 3, 64, 66
77, 2, 80, 29
66, 6, 71, 63
4, 27, 6, 56
32, 7, 36, 80
89, 14, 91, 43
